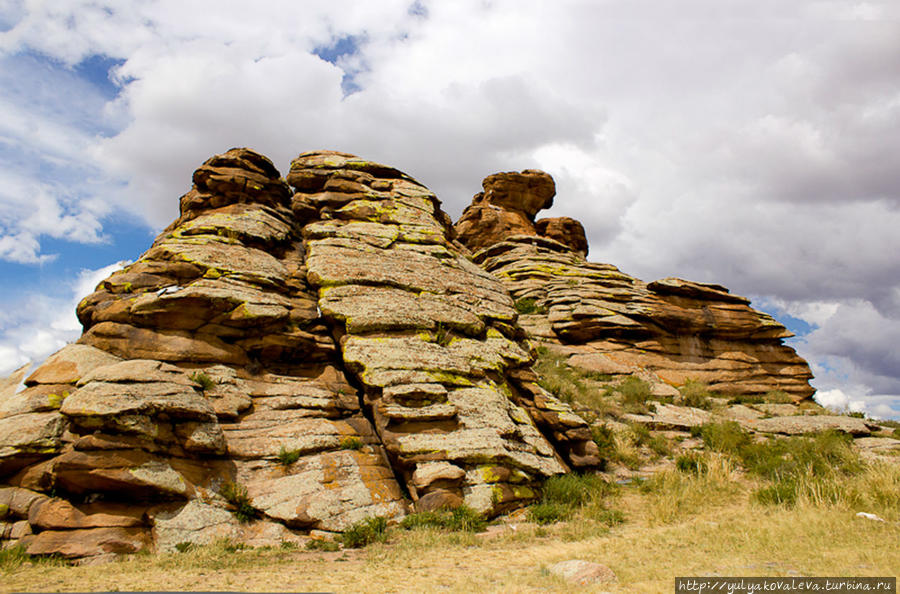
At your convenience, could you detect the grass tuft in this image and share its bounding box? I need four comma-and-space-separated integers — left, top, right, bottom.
678, 380, 714, 410
514, 297, 548, 315
0, 544, 28, 572
338, 436, 364, 450
277, 446, 301, 466
341, 516, 388, 548
305, 539, 340, 552
189, 371, 216, 391
220, 481, 259, 523
401, 505, 486, 533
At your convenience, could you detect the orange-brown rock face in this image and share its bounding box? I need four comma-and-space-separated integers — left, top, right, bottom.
454, 169, 556, 252
535, 217, 589, 257
288, 151, 599, 515
454, 172, 815, 402
0, 150, 600, 559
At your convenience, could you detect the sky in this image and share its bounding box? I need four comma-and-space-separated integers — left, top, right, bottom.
1, 0, 898, 419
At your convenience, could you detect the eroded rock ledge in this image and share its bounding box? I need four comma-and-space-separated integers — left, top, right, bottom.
455, 170, 815, 401
0, 149, 599, 559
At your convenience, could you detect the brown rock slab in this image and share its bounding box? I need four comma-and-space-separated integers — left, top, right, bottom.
25, 526, 150, 558
743, 415, 873, 436
25, 344, 122, 386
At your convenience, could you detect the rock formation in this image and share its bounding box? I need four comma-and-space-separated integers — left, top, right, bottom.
455, 170, 815, 401
0, 149, 599, 559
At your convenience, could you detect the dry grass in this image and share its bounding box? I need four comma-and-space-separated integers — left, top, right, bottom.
4, 462, 897, 593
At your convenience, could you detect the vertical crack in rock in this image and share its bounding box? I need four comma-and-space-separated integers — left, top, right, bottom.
289, 151, 600, 516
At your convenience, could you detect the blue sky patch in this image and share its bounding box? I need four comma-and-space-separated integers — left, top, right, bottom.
312, 35, 364, 96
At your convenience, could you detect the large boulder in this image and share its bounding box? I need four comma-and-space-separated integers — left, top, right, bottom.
0, 149, 599, 559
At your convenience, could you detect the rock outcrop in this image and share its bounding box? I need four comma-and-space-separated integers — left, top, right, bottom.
0, 149, 598, 559
455, 170, 815, 401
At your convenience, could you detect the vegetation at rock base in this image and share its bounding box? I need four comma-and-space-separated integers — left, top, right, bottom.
400, 505, 486, 533
678, 379, 714, 410
220, 481, 259, 523
533, 346, 613, 412
305, 539, 340, 552
341, 516, 388, 548
527, 473, 620, 526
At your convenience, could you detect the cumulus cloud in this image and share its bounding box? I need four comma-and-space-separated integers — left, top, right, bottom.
1, 0, 899, 417
0, 261, 128, 377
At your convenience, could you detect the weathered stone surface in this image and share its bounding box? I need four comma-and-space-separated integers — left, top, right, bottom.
292, 152, 599, 516
237, 450, 407, 531
152, 499, 306, 552
25, 526, 151, 558
742, 415, 873, 436
25, 344, 122, 386
28, 498, 144, 530
622, 404, 713, 431
535, 217, 588, 257
0, 412, 66, 476
5, 148, 819, 561
481, 169, 555, 217
471, 237, 814, 401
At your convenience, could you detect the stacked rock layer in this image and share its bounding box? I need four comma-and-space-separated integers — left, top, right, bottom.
456, 171, 815, 401
0, 149, 598, 559
289, 151, 599, 514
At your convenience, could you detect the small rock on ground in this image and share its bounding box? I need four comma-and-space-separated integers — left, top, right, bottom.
547, 559, 617, 585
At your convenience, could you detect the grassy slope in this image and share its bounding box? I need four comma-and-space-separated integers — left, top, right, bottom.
3, 470, 897, 593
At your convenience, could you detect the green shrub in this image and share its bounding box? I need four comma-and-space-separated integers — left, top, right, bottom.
514, 297, 548, 315
220, 481, 258, 523
848, 411, 865, 419
648, 434, 672, 457
400, 505, 486, 532
740, 430, 861, 480
595, 508, 625, 526
305, 539, 340, 552
754, 479, 799, 506
533, 347, 612, 412
174, 541, 193, 553
542, 473, 607, 506
341, 516, 388, 548
676, 452, 704, 474
0, 544, 28, 571
189, 371, 216, 391
528, 502, 571, 525
628, 422, 652, 447
679, 380, 714, 410
339, 436, 364, 450
699, 421, 752, 455
280, 540, 299, 550
764, 390, 794, 404
616, 376, 654, 413
277, 446, 301, 466
591, 424, 616, 467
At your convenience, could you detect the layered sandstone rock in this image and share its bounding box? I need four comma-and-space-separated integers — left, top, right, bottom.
455, 171, 815, 402
288, 151, 599, 514
0, 149, 599, 559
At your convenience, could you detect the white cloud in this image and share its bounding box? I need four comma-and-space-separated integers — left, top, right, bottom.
0, 260, 128, 376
